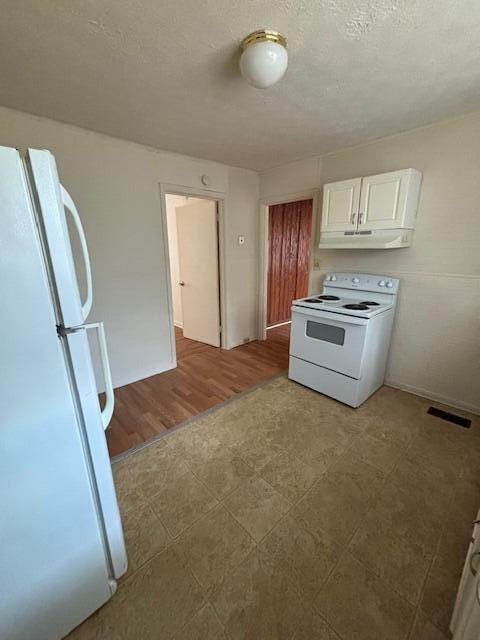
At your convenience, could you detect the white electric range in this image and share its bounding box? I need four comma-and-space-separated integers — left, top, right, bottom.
288, 272, 399, 407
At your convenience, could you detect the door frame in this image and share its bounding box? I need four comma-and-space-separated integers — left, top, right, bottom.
257, 189, 319, 341
159, 183, 227, 368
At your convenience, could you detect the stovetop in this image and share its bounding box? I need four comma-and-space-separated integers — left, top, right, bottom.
292, 294, 393, 318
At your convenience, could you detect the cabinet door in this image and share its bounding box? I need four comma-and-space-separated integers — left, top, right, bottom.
321, 178, 361, 232
359, 170, 412, 230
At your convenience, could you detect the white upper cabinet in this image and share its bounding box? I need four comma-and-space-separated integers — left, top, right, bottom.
319, 169, 422, 248
321, 178, 361, 232
359, 169, 421, 230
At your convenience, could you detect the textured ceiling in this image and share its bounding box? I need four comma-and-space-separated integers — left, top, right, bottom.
2, 1, 480, 170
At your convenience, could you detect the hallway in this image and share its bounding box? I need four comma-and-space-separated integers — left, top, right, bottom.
106, 326, 290, 457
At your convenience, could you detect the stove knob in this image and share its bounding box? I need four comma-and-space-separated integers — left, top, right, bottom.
352, 277, 360, 284
325, 274, 331, 281
378, 280, 386, 287
386, 281, 393, 288
330, 274, 337, 281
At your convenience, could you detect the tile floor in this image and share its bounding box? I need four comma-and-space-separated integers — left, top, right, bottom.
67, 376, 480, 640
106, 325, 290, 456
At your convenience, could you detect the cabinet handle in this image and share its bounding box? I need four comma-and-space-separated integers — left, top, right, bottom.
351, 213, 356, 225
469, 550, 480, 576
358, 212, 364, 224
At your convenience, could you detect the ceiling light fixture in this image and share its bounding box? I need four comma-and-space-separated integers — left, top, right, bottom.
239, 30, 288, 89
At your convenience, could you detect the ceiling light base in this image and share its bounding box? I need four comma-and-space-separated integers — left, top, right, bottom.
240, 30, 287, 52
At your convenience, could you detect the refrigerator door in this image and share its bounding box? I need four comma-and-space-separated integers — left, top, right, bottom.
25, 147, 126, 574
0, 146, 113, 640
26, 148, 93, 328
460, 581, 480, 639
452, 578, 480, 640
452, 520, 480, 639
64, 325, 127, 578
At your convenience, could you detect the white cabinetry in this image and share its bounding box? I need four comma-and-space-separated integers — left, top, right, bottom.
320, 168, 421, 249
321, 178, 361, 232
359, 169, 420, 230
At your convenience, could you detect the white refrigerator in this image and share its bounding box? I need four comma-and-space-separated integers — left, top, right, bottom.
0, 146, 127, 640
451, 512, 480, 639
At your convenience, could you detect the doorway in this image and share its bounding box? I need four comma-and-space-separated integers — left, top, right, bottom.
266, 198, 314, 329
164, 193, 222, 357
105, 187, 293, 457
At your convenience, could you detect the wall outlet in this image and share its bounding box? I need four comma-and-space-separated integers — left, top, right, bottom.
238, 235, 245, 245
313, 258, 321, 269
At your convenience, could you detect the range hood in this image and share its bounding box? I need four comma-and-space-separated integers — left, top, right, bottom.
319, 229, 414, 250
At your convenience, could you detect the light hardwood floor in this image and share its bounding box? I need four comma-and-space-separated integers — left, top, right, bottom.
106, 325, 290, 457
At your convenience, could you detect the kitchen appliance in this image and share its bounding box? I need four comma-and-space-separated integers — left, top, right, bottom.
319, 168, 422, 249
288, 272, 399, 407
450, 507, 480, 639
0, 146, 127, 640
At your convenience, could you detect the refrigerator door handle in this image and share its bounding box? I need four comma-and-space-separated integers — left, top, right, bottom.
61, 185, 93, 320
84, 322, 115, 429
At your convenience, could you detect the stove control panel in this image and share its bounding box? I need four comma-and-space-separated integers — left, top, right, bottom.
324, 273, 399, 293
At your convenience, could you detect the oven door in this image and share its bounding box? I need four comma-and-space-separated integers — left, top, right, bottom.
290, 307, 368, 379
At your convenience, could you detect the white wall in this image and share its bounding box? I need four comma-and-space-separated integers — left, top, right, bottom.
224, 167, 260, 346
165, 194, 187, 328
0, 106, 259, 388
260, 113, 480, 413
260, 157, 322, 200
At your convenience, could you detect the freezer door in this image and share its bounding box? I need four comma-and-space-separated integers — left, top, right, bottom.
0, 145, 113, 640
64, 326, 127, 579
26, 148, 93, 328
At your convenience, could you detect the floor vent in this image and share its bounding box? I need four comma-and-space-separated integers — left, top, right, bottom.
427, 406, 471, 429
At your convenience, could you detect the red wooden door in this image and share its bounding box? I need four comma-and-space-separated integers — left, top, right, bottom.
267, 199, 313, 327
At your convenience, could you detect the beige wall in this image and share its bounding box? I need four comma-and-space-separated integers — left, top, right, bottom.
224, 167, 260, 346
3, 103, 477, 410
260, 113, 480, 413
0, 106, 259, 388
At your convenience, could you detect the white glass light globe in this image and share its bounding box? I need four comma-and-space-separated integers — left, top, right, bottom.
239, 40, 288, 89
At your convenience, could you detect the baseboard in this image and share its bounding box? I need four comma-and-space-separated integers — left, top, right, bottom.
385, 379, 480, 416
